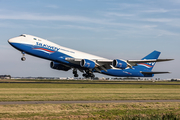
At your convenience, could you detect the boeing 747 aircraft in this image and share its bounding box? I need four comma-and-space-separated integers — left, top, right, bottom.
8, 34, 173, 78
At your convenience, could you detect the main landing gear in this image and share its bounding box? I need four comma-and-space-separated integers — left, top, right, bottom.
72, 69, 95, 78
73, 68, 79, 77
82, 70, 95, 79
21, 52, 26, 61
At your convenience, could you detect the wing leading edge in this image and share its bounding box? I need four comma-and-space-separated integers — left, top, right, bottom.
65, 57, 173, 71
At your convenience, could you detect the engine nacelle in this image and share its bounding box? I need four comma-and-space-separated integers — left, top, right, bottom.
112, 59, 127, 69
80, 59, 96, 69
50, 61, 71, 71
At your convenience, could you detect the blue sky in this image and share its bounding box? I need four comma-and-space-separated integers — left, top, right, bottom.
0, 0, 179, 79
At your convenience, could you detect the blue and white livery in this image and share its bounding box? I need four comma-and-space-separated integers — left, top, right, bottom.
8, 34, 173, 78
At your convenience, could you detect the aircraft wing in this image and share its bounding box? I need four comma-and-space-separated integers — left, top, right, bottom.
65, 58, 113, 72
96, 59, 174, 70
65, 58, 173, 72
127, 59, 174, 66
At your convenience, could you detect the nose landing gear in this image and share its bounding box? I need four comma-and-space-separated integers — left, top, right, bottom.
21, 57, 26, 61
21, 52, 26, 61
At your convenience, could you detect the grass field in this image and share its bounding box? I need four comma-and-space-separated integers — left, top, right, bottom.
0, 82, 179, 101
0, 102, 179, 119
0, 80, 179, 119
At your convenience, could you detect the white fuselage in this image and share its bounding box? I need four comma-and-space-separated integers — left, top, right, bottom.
9, 34, 107, 60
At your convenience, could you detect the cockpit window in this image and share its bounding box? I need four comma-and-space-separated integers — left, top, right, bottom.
20, 34, 26, 37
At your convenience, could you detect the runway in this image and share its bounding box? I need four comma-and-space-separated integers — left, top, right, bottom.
0, 81, 180, 85
0, 100, 180, 105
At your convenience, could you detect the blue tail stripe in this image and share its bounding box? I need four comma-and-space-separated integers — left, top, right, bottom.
135, 50, 161, 71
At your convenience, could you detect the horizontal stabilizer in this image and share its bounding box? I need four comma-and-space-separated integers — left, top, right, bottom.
141, 71, 170, 74
156, 59, 174, 62
128, 59, 174, 63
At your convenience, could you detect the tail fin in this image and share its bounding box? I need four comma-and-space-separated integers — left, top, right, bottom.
137, 50, 161, 71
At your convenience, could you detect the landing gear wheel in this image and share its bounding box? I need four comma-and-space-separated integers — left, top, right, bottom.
83, 74, 86, 77
73, 71, 77, 74
82, 71, 95, 79
21, 57, 26, 61
74, 74, 79, 77
73, 68, 79, 77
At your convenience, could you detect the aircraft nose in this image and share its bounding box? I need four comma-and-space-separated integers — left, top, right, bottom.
8, 37, 21, 44
8, 37, 23, 51
8, 39, 13, 43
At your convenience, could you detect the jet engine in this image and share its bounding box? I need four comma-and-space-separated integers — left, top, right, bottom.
80, 59, 96, 69
112, 59, 127, 69
50, 61, 71, 71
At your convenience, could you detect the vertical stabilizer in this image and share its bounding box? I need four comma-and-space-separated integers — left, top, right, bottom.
136, 50, 161, 71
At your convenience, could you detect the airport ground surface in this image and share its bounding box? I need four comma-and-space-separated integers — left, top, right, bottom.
0, 79, 179, 119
